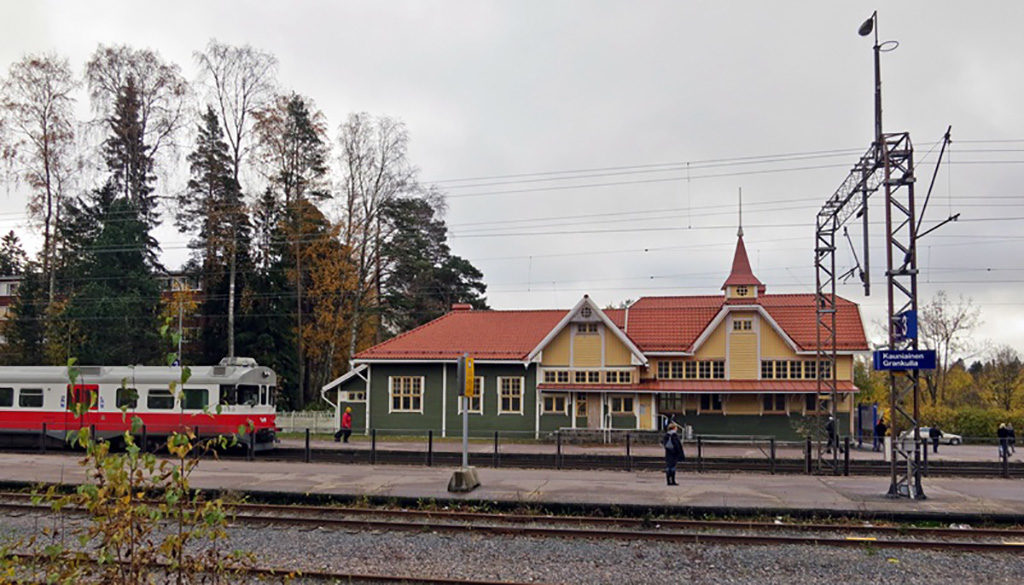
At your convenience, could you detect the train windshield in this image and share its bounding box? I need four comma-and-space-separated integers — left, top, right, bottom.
217, 384, 260, 406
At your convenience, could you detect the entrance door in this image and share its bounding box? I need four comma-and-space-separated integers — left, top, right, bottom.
586, 394, 603, 429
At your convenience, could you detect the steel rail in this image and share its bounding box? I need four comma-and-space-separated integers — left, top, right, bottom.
3, 496, 1023, 553
5, 552, 549, 585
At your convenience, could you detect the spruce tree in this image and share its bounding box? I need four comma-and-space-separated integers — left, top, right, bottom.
0, 231, 27, 276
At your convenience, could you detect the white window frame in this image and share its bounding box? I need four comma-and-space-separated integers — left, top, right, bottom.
497, 376, 524, 415
340, 390, 367, 402
388, 376, 425, 414
458, 376, 484, 414
542, 392, 569, 415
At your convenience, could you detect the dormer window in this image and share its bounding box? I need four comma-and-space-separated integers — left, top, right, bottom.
736, 286, 748, 297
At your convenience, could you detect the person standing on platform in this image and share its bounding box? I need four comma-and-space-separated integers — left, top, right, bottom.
826, 416, 838, 454
874, 419, 887, 452
661, 423, 684, 486
929, 426, 942, 454
334, 407, 353, 443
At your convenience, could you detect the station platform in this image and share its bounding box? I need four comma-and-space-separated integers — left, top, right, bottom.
1, 451, 1022, 521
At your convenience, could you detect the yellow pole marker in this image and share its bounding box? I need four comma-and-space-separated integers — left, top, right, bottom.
464, 357, 476, 398
845, 537, 878, 541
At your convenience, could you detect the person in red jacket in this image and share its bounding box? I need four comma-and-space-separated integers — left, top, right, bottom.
334, 407, 353, 443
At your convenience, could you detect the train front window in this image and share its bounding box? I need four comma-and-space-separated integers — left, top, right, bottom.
147, 390, 174, 410
116, 388, 138, 409
19, 388, 43, 408
236, 385, 259, 406
0, 387, 12, 407
183, 388, 208, 410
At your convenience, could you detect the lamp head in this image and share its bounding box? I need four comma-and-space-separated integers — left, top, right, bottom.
858, 16, 874, 37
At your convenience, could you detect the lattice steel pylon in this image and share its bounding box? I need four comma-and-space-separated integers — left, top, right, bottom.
880, 132, 925, 499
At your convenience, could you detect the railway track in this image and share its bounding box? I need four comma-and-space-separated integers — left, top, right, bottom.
3, 493, 1024, 554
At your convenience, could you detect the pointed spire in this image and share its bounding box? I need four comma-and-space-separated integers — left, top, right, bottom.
737, 187, 743, 238
721, 227, 765, 293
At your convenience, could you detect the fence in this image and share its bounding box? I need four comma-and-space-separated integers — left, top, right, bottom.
276, 411, 336, 433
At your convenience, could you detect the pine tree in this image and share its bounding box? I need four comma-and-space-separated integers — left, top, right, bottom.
0, 231, 27, 276
0, 264, 45, 365
178, 106, 250, 362
380, 196, 487, 334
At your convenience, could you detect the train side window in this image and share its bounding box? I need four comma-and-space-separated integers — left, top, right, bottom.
147, 389, 175, 410
269, 386, 276, 406
116, 388, 138, 409
0, 387, 12, 407
219, 385, 236, 405
236, 385, 259, 406
183, 388, 208, 410
19, 388, 43, 408
259, 385, 268, 405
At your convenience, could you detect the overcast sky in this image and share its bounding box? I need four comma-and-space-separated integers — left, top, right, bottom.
1, 1, 1022, 359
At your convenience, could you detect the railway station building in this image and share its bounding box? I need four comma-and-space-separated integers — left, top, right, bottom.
323, 234, 868, 440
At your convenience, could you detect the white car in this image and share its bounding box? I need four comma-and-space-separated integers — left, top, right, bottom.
898, 427, 962, 445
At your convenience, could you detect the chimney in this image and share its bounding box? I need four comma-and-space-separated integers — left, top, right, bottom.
451, 303, 473, 312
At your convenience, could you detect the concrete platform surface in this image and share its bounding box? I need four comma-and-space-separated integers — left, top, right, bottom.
1, 452, 1023, 519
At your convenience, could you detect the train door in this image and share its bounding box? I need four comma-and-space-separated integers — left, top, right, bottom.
66, 384, 99, 428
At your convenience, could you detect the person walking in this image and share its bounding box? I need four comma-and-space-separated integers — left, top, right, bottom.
825, 416, 838, 454
334, 407, 353, 443
661, 423, 685, 486
873, 419, 887, 452
929, 426, 942, 454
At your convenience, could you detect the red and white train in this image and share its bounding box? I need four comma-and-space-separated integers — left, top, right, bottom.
0, 357, 278, 451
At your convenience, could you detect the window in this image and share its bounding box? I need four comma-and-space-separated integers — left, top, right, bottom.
605, 370, 631, 384
761, 361, 774, 379
19, 388, 43, 408
460, 377, 483, 414
557, 371, 569, 383
586, 371, 600, 383
658, 394, 686, 413
819, 360, 833, 379
183, 388, 208, 410
116, 387, 138, 409
575, 393, 587, 416
236, 385, 259, 406
577, 322, 598, 333
268, 386, 277, 407
390, 376, 423, 412
733, 318, 752, 331
542, 393, 568, 415
804, 361, 817, 380
805, 393, 818, 412
736, 286, 748, 296
610, 395, 634, 414
763, 394, 787, 412
698, 361, 711, 379
343, 390, 367, 402
0, 387, 12, 407
544, 370, 556, 383
544, 370, 569, 384
712, 361, 725, 379
685, 361, 697, 379
580, 306, 592, 318
147, 390, 174, 410
776, 360, 789, 379
657, 362, 670, 379
498, 377, 523, 414
670, 361, 683, 379
700, 393, 723, 412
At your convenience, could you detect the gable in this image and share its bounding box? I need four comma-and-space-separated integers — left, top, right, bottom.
528, 295, 647, 366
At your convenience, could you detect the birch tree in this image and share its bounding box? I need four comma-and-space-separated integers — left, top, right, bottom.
919, 291, 982, 405
0, 53, 78, 304
337, 113, 415, 359
194, 41, 277, 357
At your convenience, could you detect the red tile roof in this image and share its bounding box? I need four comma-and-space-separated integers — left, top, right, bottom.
355, 310, 565, 360
354, 291, 867, 361
537, 380, 857, 393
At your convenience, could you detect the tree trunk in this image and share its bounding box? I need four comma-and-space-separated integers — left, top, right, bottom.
227, 236, 236, 358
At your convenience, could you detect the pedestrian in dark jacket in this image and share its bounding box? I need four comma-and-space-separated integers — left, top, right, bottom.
873, 419, 887, 452
826, 416, 838, 454
928, 426, 942, 454
662, 423, 685, 486
998, 423, 1010, 458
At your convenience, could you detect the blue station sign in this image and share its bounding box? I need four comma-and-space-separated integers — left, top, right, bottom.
872, 349, 937, 371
